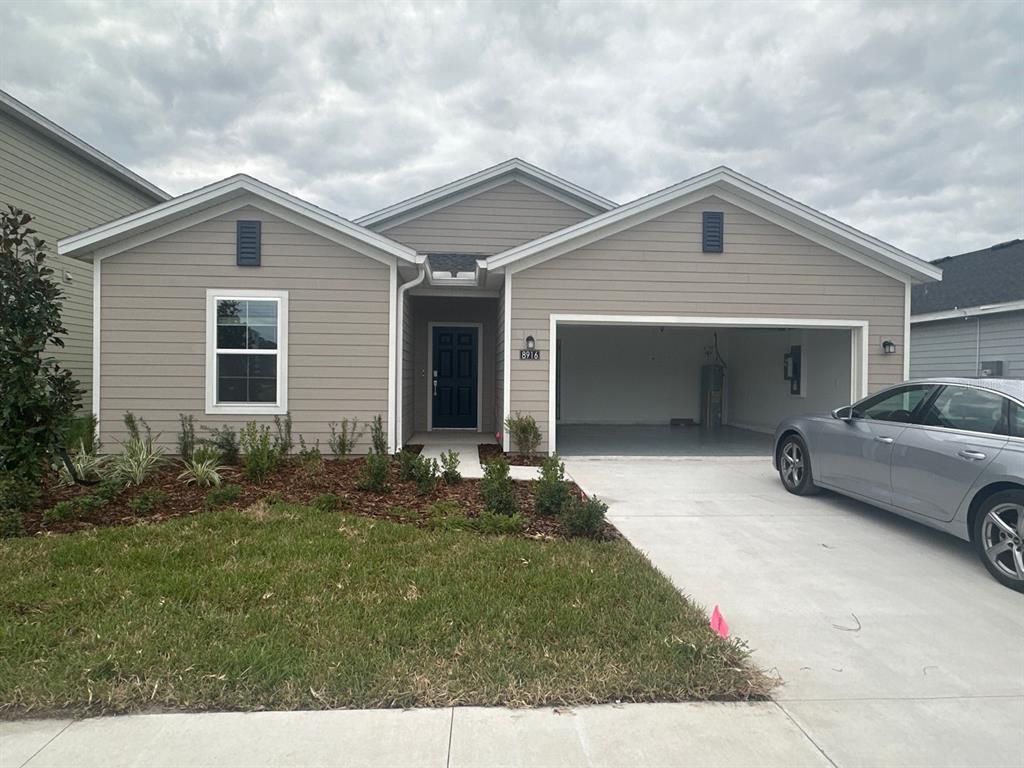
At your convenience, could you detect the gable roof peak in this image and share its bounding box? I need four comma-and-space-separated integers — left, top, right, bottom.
355, 158, 616, 229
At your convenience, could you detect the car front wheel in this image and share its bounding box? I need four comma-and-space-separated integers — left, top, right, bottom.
777, 434, 818, 496
973, 490, 1024, 593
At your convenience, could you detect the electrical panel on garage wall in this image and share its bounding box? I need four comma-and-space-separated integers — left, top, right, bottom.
783, 345, 802, 395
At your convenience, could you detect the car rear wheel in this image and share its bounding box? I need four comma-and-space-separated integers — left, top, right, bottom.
778, 434, 818, 496
973, 490, 1024, 593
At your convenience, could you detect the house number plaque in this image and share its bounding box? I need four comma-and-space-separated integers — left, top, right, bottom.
519, 349, 541, 360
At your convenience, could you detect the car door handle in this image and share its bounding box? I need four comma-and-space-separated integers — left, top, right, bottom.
958, 449, 986, 461
874, 436, 894, 444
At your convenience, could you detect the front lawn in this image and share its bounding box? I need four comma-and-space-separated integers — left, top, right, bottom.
0, 504, 771, 717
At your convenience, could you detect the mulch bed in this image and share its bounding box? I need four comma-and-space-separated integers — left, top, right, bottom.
23, 455, 612, 540
478, 443, 546, 467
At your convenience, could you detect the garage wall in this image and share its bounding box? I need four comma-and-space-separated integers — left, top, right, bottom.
557, 325, 715, 424
509, 195, 906, 452
725, 328, 852, 433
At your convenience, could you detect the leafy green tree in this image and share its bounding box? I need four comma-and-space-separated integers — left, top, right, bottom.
1, 206, 83, 532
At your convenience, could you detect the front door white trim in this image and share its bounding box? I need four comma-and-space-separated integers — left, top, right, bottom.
426, 321, 484, 432
546, 313, 869, 455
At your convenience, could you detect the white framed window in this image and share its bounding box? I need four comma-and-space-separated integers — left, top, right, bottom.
205, 289, 288, 415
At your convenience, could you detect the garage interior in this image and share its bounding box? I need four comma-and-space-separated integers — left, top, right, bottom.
555, 324, 853, 456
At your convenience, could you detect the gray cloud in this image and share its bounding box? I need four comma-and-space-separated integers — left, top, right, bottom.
1, 0, 1020, 259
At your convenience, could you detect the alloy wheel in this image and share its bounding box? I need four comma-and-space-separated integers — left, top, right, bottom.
981, 502, 1024, 582
781, 441, 804, 488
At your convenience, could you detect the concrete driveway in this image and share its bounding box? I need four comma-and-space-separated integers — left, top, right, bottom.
565, 456, 1024, 768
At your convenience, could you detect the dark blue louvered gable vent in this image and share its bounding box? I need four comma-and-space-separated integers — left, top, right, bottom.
236, 220, 261, 266
702, 211, 724, 253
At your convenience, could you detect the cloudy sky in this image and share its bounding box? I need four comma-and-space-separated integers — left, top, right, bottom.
1, 0, 1021, 260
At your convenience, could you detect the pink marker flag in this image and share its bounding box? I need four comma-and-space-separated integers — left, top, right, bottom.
710, 605, 730, 639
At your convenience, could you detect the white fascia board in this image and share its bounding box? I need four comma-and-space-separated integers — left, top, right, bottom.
355, 158, 615, 229
0, 89, 169, 201
487, 166, 942, 284
57, 174, 418, 264
910, 299, 1024, 323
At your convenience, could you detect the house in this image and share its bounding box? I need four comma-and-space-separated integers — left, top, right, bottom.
57, 159, 942, 454
0, 90, 170, 407
909, 239, 1023, 380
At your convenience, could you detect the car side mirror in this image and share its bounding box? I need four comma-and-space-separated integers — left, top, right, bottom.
831, 405, 854, 422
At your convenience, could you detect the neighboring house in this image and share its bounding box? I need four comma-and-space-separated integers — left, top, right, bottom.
57, 159, 941, 454
0, 90, 169, 408
910, 239, 1024, 379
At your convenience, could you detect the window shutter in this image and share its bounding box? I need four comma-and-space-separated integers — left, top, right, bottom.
702, 211, 724, 253
236, 220, 262, 266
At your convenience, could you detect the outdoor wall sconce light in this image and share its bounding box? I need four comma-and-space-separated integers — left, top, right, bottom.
525, 335, 536, 350
881, 339, 896, 354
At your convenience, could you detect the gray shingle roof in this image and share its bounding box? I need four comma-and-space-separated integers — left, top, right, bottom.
911, 239, 1024, 315
426, 253, 482, 275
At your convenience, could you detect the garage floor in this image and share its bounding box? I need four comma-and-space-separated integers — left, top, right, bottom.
564, 456, 1024, 767
557, 424, 771, 456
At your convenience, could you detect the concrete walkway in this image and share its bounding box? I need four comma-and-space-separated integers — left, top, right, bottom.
2, 702, 832, 768
412, 431, 540, 480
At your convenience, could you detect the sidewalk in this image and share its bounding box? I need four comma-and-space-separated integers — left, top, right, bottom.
2, 702, 831, 768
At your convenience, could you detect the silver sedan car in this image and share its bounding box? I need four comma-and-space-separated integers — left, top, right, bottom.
773, 378, 1024, 592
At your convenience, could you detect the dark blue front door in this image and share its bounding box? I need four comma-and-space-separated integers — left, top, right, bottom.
432, 326, 478, 429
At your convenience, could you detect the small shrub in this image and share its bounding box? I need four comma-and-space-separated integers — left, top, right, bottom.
356, 452, 390, 493
296, 435, 323, 473
95, 476, 125, 502
204, 483, 242, 510
0, 474, 37, 537
328, 418, 363, 457
177, 454, 225, 488
369, 414, 387, 455
66, 413, 100, 454
312, 493, 345, 512
264, 491, 285, 506
474, 511, 527, 535
203, 425, 239, 465
561, 494, 608, 539
177, 413, 197, 460
480, 457, 517, 516
535, 453, 572, 517
440, 450, 461, 485
42, 500, 75, 525
395, 449, 419, 481
412, 456, 439, 496
504, 412, 541, 456
273, 412, 293, 456
239, 422, 279, 482
56, 440, 108, 486
110, 414, 164, 488
127, 488, 169, 515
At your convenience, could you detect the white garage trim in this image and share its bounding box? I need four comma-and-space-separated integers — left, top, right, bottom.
547, 314, 869, 455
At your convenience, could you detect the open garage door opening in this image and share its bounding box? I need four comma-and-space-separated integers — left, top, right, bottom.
552, 319, 861, 456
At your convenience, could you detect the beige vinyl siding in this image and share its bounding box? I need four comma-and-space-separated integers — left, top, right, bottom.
99, 206, 390, 453
379, 181, 592, 255
410, 297, 498, 434
509, 196, 907, 452
0, 110, 161, 408
402, 292, 415, 444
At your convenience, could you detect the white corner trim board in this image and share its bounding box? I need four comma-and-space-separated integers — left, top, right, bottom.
502, 274, 512, 452
92, 257, 102, 437
396, 265, 428, 447
204, 289, 290, 416
544, 314, 869, 455
903, 282, 912, 381
387, 262, 398, 452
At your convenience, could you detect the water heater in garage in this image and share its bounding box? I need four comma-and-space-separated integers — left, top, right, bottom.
701, 363, 725, 430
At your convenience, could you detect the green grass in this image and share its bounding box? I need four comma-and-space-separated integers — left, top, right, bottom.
0, 505, 769, 717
